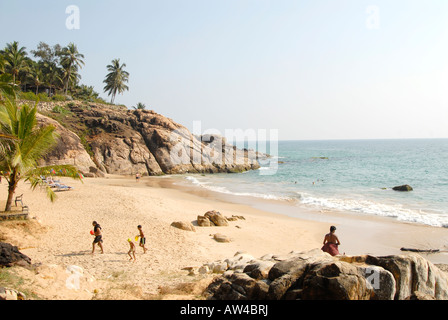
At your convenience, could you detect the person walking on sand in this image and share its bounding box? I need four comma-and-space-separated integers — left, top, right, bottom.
137, 225, 148, 253
92, 221, 104, 254
321, 226, 341, 256
127, 238, 136, 261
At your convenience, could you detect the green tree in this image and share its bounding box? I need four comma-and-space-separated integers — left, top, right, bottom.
31, 42, 62, 66
1, 41, 29, 84
133, 102, 146, 110
0, 73, 19, 99
32, 42, 63, 96
0, 97, 80, 211
103, 59, 129, 104
0, 55, 5, 74
59, 43, 85, 95
29, 63, 44, 95
43, 61, 62, 97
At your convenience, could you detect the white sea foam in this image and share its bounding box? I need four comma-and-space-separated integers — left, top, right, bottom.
299, 193, 448, 228
184, 176, 292, 201
184, 176, 448, 228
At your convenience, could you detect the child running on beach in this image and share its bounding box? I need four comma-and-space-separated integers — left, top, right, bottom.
127, 238, 136, 261
137, 225, 148, 253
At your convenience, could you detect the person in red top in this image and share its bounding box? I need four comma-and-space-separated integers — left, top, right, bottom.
321, 226, 341, 256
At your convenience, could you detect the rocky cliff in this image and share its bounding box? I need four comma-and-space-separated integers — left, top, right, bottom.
31, 101, 264, 177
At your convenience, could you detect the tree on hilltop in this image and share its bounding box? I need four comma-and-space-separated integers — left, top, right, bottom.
103, 58, 129, 104
59, 43, 85, 95
1, 41, 29, 85
133, 102, 146, 110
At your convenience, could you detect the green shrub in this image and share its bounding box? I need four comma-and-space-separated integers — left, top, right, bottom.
52, 94, 66, 101
37, 93, 50, 102
52, 105, 71, 115
19, 91, 37, 101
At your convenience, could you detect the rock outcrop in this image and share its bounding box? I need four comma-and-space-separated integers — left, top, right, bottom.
35, 101, 266, 176
204, 210, 229, 227
392, 185, 413, 191
36, 113, 97, 175
0, 287, 27, 300
0, 242, 32, 268
203, 249, 448, 300
171, 221, 196, 232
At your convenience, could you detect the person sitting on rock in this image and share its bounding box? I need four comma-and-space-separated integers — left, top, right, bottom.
321, 226, 341, 256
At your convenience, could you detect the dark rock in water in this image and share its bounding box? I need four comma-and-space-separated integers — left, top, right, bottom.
0, 243, 32, 268
392, 185, 413, 191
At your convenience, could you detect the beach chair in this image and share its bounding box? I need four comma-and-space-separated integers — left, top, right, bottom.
15, 194, 23, 206
55, 183, 73, 191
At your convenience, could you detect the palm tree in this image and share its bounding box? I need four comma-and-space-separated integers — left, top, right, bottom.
103, 59, 129, 104
133, 102, 146, 110
0, 97, 80, 211
29, 64, 44, 95
60, 64, 81, 94
59, 43, 84, 95
0, 73, 19, 99
0, 55, 5, 73
1, 41, 29, 84
43, 61, 61, 97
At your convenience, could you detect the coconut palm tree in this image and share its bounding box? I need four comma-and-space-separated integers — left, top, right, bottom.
0, 73, 19, 99
29, 64, 44, 95
0, 55, 5, 74
133, 102, 146, 110
60, 63, 81, 95
0, 97, 81, 211
1, 41, 29, 84
103, 59, 129, 104
59, 43, 84, 95
43, 61, 62, 97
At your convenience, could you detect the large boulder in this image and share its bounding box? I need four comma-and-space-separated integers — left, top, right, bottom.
213, 233, 231, 243
197, 215, 212, 227
0, 287, 27, 300
170, 221, 196, 232
204, 249, 448, 300
365, 254, 448, 300
205, 272, 269, 300
204, 211, 229, 227
0, 242, 32, 268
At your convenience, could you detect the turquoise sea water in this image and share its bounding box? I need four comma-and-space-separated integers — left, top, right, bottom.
182, 139, 448, 228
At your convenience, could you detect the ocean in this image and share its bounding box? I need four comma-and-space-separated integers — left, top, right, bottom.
180, 139, 448, 228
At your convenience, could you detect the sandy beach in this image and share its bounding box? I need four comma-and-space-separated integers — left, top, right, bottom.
1, 174, 448, 300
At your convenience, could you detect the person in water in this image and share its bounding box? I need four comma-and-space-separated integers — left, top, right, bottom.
321, 226, 340, 256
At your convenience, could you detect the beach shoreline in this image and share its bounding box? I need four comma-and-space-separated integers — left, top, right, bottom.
1, 174, 448, 299
155, 174, 448, 262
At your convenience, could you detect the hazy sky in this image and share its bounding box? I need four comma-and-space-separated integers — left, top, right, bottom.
1, 0, 448, 140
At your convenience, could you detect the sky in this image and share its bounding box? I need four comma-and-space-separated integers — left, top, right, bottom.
1, 0, 448, 141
